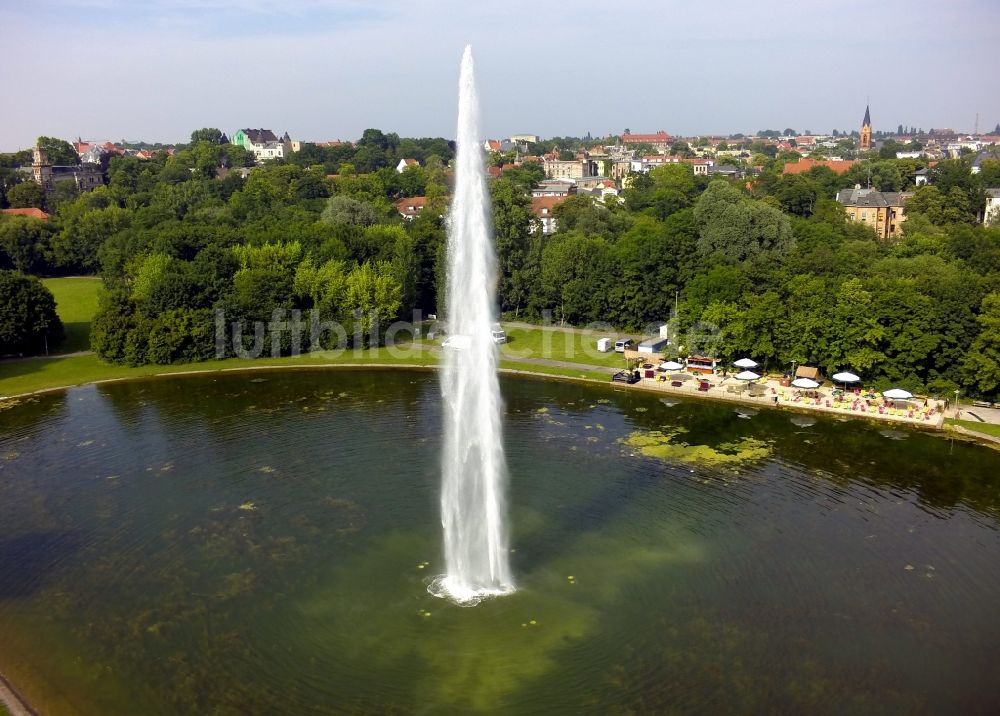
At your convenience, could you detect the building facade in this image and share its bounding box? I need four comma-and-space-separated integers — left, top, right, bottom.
28, 146, 103, 191
232, 129, 294, 162
836, 187, 911, 239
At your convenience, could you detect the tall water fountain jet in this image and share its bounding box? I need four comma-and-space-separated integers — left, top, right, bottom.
430, 46, 515, 605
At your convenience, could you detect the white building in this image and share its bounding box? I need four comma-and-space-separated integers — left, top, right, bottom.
985, 188, 1000, 226
232, 128, 294, 162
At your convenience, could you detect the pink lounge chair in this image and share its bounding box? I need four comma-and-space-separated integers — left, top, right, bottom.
878, 406, 884, 414
825, 400, 831, 407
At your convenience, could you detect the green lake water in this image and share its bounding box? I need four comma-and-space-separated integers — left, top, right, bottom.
0, 369, 998, 715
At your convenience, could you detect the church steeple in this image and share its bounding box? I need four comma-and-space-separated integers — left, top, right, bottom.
860, 104, 872, 151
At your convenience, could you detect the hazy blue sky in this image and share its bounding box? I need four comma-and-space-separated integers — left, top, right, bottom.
2, 0, 999, 150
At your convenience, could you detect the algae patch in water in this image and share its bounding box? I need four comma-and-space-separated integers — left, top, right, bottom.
624, 428, 771, 467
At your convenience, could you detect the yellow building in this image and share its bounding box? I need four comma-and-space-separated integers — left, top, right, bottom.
836, 187, 912, 239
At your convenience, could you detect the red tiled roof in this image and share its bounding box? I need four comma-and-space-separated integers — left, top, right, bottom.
622, 131, 671, 143
782, 158, 857, 176
530, 196, 568, 216
395, 196, 431, 218
486, 140, 501, 151
2, 207, 49, 220
2, 207, 49, 221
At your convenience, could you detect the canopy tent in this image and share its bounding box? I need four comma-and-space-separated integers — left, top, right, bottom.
832, 371, 860, 384
883, 388, 913, 400
795, 365, 822, 381
791, 377, 821, 389
735, 370, 761, 382
734, 358, 758, 369
659, 360, 684, 371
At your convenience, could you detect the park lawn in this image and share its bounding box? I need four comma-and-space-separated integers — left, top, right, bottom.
41, 276, 102, 353
500, 326, 632, 369
946, 418, 1000, 439
0, 345, 440, 398
0, 701, 12, 716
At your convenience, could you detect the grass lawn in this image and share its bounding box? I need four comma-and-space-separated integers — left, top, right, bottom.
41, 276, 102, 353
0, 345, 441, 398
499, 326, 633, 369
0, 701, 12, 716
946, 418, 1000, 439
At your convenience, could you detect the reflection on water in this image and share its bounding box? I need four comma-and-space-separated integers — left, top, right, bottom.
0, 370, 999, 715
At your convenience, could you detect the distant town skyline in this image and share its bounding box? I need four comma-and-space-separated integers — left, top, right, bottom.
1, 0, 998, 152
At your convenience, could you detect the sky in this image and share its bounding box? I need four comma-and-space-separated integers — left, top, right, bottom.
2, 0, 999, 151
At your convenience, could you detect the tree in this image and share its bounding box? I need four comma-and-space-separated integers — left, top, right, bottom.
190, 128, 225, 145
694, 180, 794, 259
0, 270, 63, 355
962, 293, 1000, 396
5, 181, 45, 209
37, 136, 78, 166
321, 195, 380, 228
344, 261, 402, 346
490, 178, 535, 315
0, 216, 51, 272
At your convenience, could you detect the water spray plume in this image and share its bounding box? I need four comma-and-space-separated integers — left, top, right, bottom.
429, 46, 515, 605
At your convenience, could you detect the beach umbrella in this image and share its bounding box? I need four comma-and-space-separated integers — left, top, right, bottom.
734, 370, 761, 382
791, 377, 821, 389
832, 371, 860, 384
660, 360, 684, 371
734, 358, 758, 369
882, 388, 913, 400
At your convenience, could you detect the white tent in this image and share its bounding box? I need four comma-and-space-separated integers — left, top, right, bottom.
791, 377, 821, 389
883, 388, 913, 400
735, 370, 761, 381
660, 360, 684, 371
832, 371, 860, 384
734, 358, 758, 369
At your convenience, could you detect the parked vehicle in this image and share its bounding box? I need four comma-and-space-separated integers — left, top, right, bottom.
490, 324, 507, 344
596, 337, 612, 353
442, 335, 471, 350
611, 369, 640, 385
614, 338, 634, 353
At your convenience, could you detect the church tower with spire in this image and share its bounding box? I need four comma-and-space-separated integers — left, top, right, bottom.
860, 104, 872, 151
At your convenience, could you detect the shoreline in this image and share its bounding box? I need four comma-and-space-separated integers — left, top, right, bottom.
0, 668, 36, 716
1, 358, 975, 440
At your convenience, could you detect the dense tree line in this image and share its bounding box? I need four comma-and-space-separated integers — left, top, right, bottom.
2, 130, 1000, 398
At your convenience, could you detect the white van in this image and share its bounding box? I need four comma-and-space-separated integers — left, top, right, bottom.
490, 324, 507, 344
614, 338, 634, 353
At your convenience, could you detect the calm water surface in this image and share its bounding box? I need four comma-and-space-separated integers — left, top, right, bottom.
0, 370, 998, 715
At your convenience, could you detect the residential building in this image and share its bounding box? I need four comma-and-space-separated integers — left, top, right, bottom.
531, 178, 577, 198
621, 130, 672, 153
394, 196, 429, 220
707, 164, 742, 178
232, 129, 294, 162
971, 150, 1000, 174
396, 158, 419, 173
985, 188, 1000, 226
836, 187, 912, 239
530, 196, 566, 235
26, 145, 103, 192
860, 105, 872, 151
543, 158, 598, 180
914, 168, 930, 186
